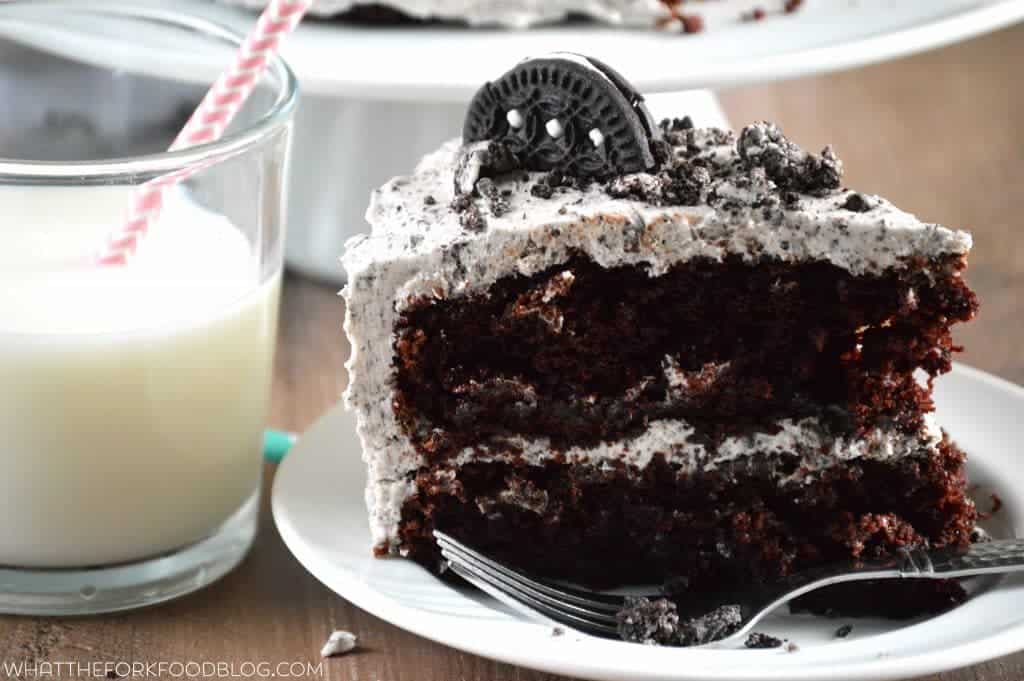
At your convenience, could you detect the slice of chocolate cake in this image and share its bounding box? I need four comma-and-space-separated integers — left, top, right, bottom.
342, 55, 978, 603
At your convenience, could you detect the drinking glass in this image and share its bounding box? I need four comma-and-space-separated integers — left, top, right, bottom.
0, 1, 297, 614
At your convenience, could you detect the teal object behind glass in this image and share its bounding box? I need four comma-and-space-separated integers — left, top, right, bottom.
264, 430, 296, 463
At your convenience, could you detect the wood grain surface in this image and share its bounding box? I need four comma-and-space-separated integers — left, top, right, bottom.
2, 23, 1022, 681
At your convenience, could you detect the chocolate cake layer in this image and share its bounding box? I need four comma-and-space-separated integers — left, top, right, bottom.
398, 437, 975, 588
790, 578, 968, 620
394, 254, 977, 459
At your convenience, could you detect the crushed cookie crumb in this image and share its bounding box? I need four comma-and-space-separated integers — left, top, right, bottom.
738, 121, 843, 195
840, 193, 874, 213
530, 182, 554, 200
616, 597, 741, 646
744, 632, 783, 649
661, 116, 695, 132
650, 139, 673, 165
453, 140, 521, 196
475, 177, 510, 217
451, 194, 487, 232
321, 630, 358, 658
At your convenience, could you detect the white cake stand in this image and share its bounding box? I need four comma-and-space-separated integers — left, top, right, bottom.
1, 0, 1021, 280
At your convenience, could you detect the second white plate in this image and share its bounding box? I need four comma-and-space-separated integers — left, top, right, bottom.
0, 0, 1022, 99
273, 364, 1024, 681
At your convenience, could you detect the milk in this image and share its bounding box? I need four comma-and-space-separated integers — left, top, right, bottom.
0, 186, 280, 567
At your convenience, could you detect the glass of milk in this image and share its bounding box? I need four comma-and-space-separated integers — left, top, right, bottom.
0, 2, 296, 614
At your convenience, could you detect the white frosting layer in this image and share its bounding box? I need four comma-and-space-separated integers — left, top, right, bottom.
451, 413, 944, 476
220, 0, 797, 29
342, 125, 971, 552
367, 415, 945, 552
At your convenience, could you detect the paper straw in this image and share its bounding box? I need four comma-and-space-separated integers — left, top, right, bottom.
95, 0, 310, 266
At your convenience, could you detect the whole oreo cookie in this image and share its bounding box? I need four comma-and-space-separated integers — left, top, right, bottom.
462, 53, 658, 179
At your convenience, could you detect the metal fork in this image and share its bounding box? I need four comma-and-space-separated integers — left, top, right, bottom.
434, 530, 1024, 646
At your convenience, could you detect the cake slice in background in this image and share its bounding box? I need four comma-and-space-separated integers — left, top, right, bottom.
218, 0, 804, 31
341, 54, 978, 610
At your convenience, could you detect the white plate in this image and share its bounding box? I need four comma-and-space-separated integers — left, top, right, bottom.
0, 0, 1022, 100
273, 363, 1024, 681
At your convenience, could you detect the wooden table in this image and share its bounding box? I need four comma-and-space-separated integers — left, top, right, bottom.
3, 23, 1023, 681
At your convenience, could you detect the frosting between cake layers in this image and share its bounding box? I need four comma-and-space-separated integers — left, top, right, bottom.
365, 414, 946, 551
450, 412, 944, 475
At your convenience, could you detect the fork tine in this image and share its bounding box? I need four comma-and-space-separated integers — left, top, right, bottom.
443, 560, 559, 628
443, 558, 621, 638
434, 530, 640, 614
437, 541, 619, 626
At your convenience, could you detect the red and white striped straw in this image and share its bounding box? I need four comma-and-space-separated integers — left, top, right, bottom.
96, 0, 311, 266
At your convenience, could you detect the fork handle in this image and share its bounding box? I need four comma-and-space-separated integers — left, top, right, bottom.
902, 539, 1024, 578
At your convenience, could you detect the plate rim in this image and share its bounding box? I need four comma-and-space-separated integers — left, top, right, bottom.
298, 0, 1024, 100
272, 363, 1024, 680
7, 0, 1023, 100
